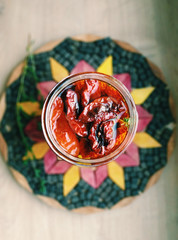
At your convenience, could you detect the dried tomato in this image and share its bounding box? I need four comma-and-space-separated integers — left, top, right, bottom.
50, 97, 63, 128
74, 80, 86, 93
66, 90, 79, 118
50, 79, 130, 158
81, 79, 101, 106
102, 119, 117, 151
99, 81, 123, 102
50, 96, 80, 156
67, 118, 88, 137
88, 112, 120, 155
66, 89, 88, 137
79, 97, 116, 123
52, 112, 80, 156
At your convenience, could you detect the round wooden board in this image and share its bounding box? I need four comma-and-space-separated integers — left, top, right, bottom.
0, 34, 176, 214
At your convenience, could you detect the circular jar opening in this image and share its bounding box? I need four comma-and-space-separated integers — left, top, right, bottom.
42, 72, 138, 167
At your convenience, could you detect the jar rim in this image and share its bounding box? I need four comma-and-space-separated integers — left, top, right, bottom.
42, 72, 138, 167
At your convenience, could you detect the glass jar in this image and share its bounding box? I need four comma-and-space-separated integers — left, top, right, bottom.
42, 72, 138, 167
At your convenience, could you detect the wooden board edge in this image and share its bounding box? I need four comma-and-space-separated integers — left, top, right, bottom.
0, 92, 6, 121
35, 34, 102, 54
167, 130, 176, 159
6, 62, 25, 87
114, 39, 140, 53
72, 206, 103, 214
112, 168, 164, 210
169, 94, 176, 120
0, 92, 8, 162
111, 196, 135, 209
5, 35, 102, 87
9, 167, 33, 193
2, 35, 176, 214
0, 133, 8, 161
38, 195, 103, 214
145, 168, 163, 190
37, 195, 66, 210
72, 34, 102, 42
34, 39, 63, 54
147, 60, 166, 82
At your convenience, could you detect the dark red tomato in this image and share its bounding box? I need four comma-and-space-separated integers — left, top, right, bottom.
99, 81, 124, 102
79, 138, 91, 158
79, 138, 99, 159
50, 97, 64, 128
88, 114, 122, 155
51, 97, 80, 156
52, 113, 80, 156
66, 89, 88, 137
66, 90, 79, 118
50, 79, 130, 159
79, 97, 116, 123
82, 79, 101, 106
74, 79, 86, 93
67, 118, 88, 137
115, 130, 127, 148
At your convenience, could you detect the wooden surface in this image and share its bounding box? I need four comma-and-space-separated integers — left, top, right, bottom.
0, 35, 175, 214
0, 0, 177, 240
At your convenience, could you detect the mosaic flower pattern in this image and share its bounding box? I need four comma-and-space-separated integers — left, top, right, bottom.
21, 55, 162, 196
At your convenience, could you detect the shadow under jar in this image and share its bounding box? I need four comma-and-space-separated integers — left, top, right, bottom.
42, 72, 138, 167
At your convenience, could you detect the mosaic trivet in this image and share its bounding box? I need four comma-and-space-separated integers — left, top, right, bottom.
0, 35, 176, 213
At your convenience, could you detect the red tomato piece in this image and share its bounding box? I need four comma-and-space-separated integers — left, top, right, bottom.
115, 130, 127, 148
102, 120, 117, 151
88, 112, 118, 155
66, 89, 88, 137
79, 138, 101, 159
74, 80, 86, 93
50, 97, 64, 128
52, 112, 80, 156
51, 97, 80, 156
50, 79, 130, 159
99, 81, 123, 103
82, 79, 101, 107
66, 90, 79, 118
67, 117, 88, 137
79, 97, 116, 123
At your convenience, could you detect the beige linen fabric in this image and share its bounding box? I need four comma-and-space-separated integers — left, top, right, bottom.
0, 0, 177, 239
